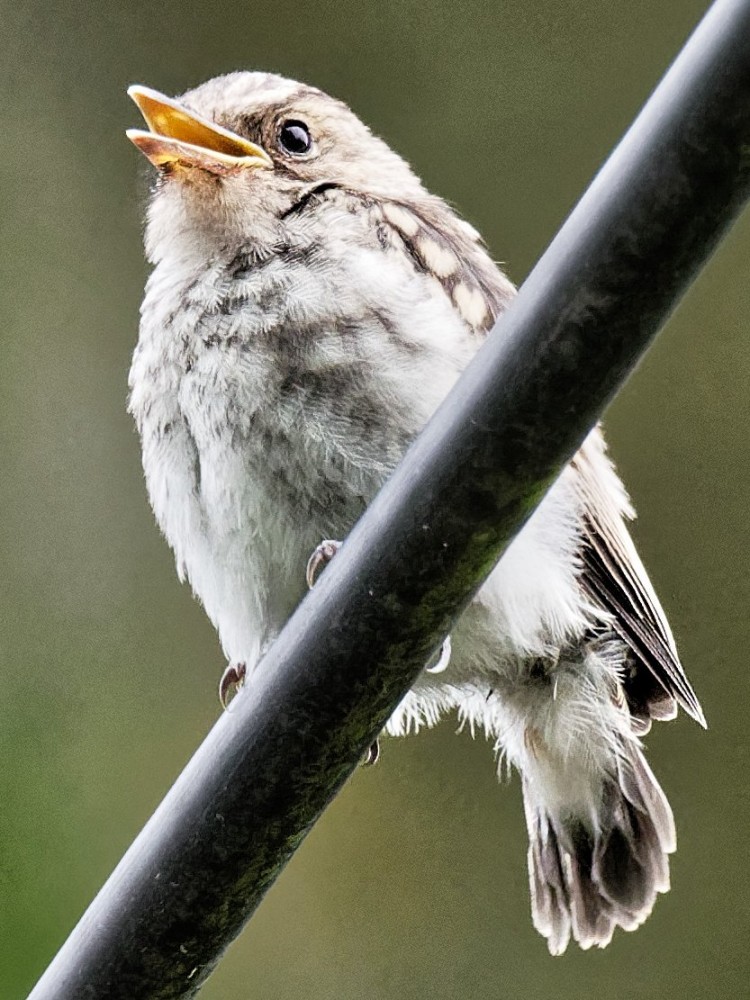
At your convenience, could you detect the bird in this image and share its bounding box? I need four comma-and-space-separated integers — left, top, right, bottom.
126, 71, 705, 955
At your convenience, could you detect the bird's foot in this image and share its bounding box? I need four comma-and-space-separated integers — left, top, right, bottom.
305, 538, 342, 589
306, 539, 380, 767
362, 739, 380, 766
425, 635, 452, 674
219, 661, 246, 709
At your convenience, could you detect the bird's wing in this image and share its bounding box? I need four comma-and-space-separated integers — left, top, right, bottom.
378, 199, 516, 334
571, 429, 705, 728
382, 199, 704, 728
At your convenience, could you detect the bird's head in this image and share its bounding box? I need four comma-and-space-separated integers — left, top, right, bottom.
127, 72, 428, 261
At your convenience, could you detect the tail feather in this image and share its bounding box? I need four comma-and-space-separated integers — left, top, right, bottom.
524, 740, 675, 954
527, 813, 571, 955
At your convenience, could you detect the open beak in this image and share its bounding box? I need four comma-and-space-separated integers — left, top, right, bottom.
126, 85, 273, 176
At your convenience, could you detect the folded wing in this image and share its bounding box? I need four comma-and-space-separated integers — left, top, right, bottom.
572, 429, 705, 731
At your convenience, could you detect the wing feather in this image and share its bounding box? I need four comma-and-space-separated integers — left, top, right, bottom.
572, 430, 705, 728
389, 200, 704, 730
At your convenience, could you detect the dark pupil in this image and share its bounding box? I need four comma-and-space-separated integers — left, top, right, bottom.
279, 121, 311, 155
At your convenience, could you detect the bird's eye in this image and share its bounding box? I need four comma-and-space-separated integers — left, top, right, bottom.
278, 120, 313, 156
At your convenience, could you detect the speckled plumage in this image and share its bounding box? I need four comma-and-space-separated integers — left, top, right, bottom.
128, 72, 704, 954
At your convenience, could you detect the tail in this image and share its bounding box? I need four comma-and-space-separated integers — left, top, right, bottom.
523, 741, 675, 955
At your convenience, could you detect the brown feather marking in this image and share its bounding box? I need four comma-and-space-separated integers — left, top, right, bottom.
453, 281, 489, 330
379, 199, 514, 336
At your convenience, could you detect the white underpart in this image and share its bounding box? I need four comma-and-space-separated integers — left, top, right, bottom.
131, 188, 623, 800
135, 157, 648, 830
135, 246, 590, 649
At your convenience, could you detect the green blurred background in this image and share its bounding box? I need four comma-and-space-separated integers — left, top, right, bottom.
2, 0, 749, 996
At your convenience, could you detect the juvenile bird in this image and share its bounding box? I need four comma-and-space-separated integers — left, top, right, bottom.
127, 72, 704, 955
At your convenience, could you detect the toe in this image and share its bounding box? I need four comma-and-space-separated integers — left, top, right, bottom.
219, 662, 246, 709
305, 539, 342, 589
